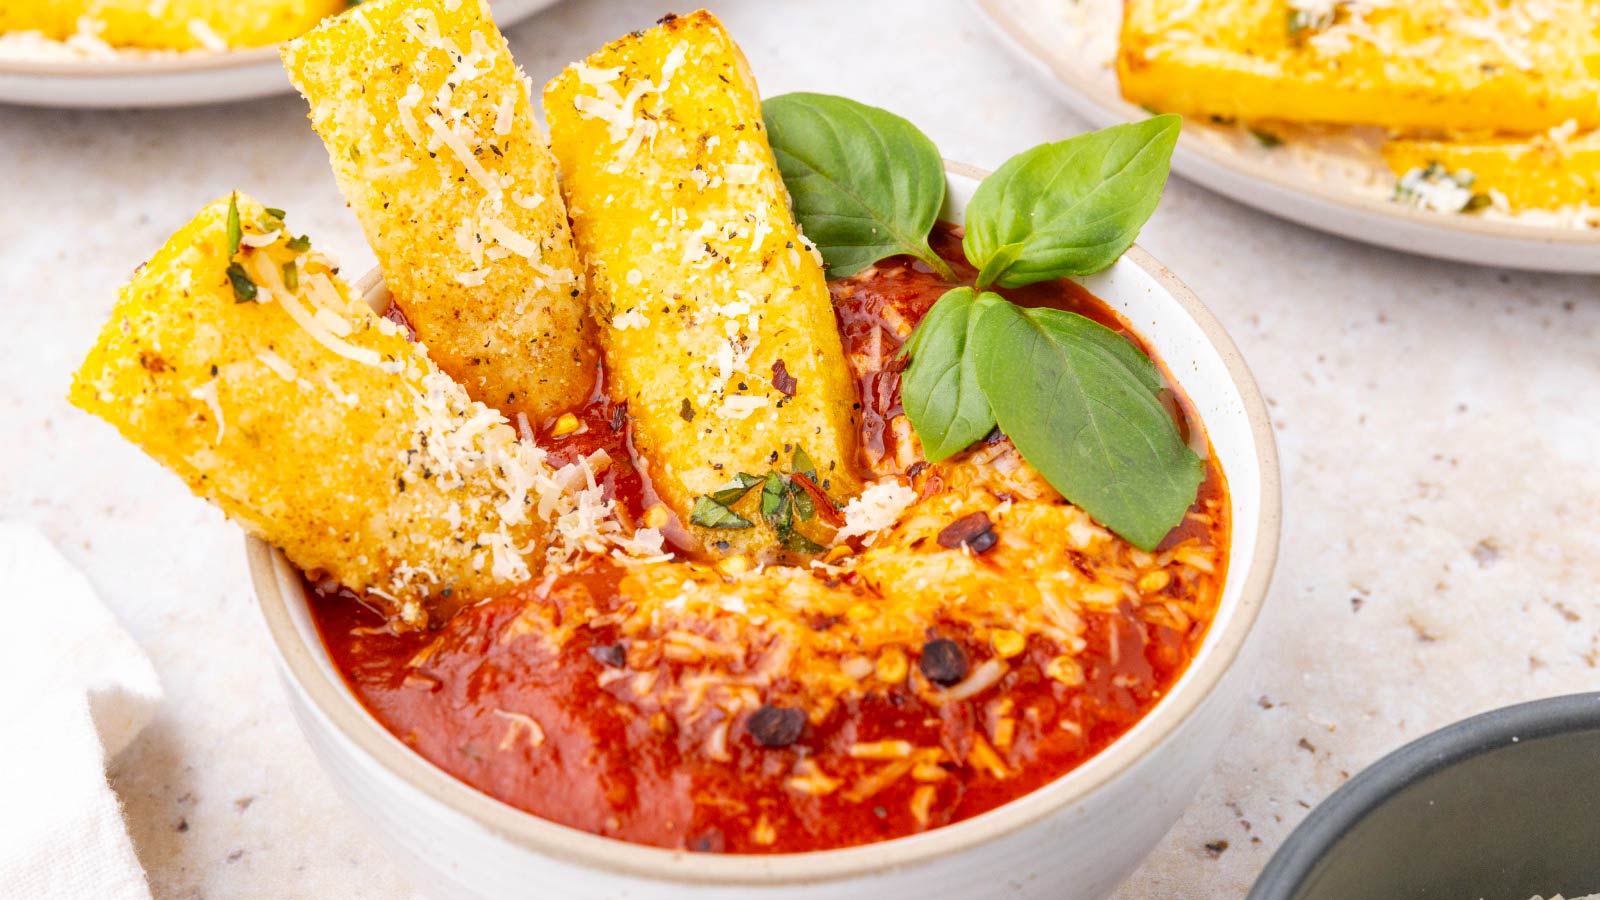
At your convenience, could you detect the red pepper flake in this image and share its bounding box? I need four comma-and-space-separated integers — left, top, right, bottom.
789, 472, 845, 527
936, 512, 998, 554
771, 359, 798, 397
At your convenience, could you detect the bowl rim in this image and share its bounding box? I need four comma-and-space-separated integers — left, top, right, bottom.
247, 161, 1283, 886
1246, 692, 1600, 900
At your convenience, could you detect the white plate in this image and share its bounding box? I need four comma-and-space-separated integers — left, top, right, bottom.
0, 0, 561, 109
976, 0, 1600, 273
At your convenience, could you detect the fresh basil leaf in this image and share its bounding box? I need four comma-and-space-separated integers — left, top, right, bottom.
964, 115, 1180, 288
900, 287, 998, 462
690, 496, 754, 529
709, 472, 763, 506
225, 193, 243, 258
971, 298, 1202, 550
763, 92, 954, 281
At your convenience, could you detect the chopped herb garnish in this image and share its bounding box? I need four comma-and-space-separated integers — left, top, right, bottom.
282, 261, 299, 292
1286, 3, 1336, 36
1393, 161, 1488, 214
226, 262, 257, 303
787, 479, 816, 521
708, 472, 762, 506
1249, 128, 1283, 148
225, 193, 242, 258
689, 496, 754, 529
780, 529, 825, 554
759, 470, 790, 527
264, 207, 287, 220
286, 234, 312, 253
792, 446, 817, 481
689, 451, 836, 550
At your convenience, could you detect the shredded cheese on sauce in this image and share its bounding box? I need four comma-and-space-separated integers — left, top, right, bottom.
834, 480, 918, 545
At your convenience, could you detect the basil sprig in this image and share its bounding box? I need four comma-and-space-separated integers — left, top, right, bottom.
765, 96, 1197, 550
763, 94, 955, 281
963, 115, 1181, 290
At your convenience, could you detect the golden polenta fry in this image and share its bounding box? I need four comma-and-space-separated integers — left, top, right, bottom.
1383, 126, 1600, 213
0, 0, 86, 40
283, 0, 596, 424
89, 0, 341, 49
544, 10, 862, 556
69, 194, 548, 628
1118, 0, 1600, 134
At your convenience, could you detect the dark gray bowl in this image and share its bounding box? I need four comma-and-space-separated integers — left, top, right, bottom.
1249, 693, 1600, 900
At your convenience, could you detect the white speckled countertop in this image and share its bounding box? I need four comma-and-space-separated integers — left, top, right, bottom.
2, 0, 1597, 896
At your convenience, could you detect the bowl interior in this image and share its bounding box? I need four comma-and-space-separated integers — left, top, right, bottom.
1251, 695, 1600, 900
255, 165, 1279, 882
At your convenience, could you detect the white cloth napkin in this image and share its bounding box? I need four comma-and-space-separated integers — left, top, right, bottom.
0, 522, 162, 900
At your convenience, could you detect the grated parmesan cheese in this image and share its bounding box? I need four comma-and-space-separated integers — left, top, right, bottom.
834, 480, 918, 545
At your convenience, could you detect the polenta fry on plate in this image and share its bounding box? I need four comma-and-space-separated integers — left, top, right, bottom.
1118, 0, 1600, 135
1, 0, 344, 52
973, 0, 1600, 271
1107, 0, 1600, 226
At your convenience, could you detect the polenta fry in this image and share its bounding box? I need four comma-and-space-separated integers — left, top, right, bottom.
69, 194, 548, 628
1383, 126, 1600, 213
1118, 0, 1600, 134
0, 0, 87, 40
283, 0, 596, 423
544, 10, 862, 556
93, 0, 341, 49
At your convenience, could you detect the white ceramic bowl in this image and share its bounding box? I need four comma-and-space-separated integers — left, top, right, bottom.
247, 165, 1282, 900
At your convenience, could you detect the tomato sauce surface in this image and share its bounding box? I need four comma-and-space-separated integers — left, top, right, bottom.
311, 224, 1229, 853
